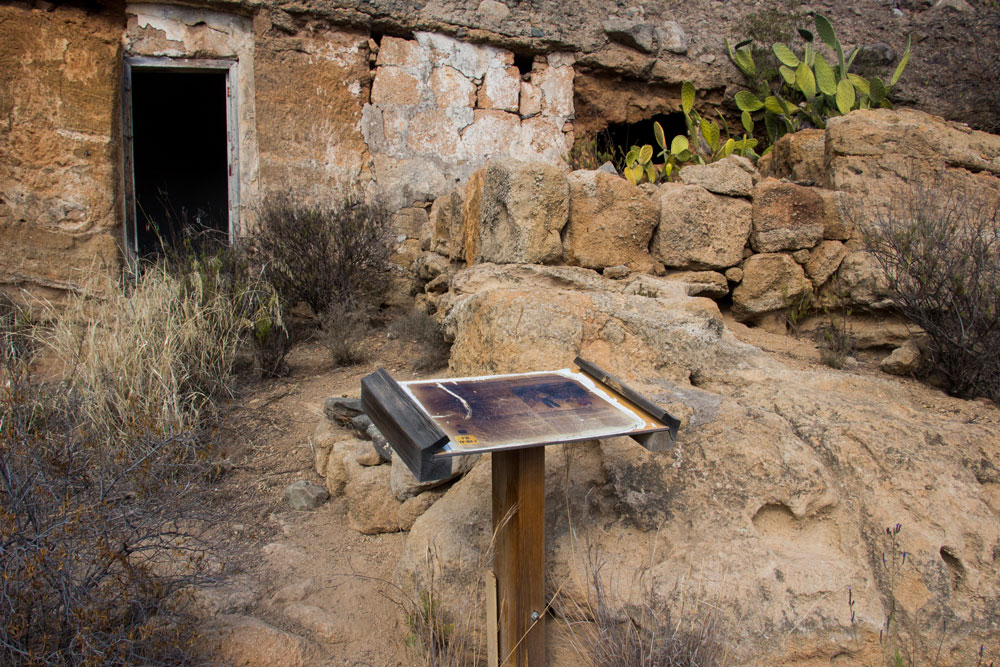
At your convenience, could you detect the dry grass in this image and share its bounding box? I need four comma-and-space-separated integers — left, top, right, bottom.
45, 258, 280, 439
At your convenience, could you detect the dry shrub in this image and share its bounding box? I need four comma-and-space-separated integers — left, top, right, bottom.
320, 302, 374, 367
247, 188, 392, 317
558, 536, 733, 667
388, 309, 451, 371
1, 294, 213, 664
858, 182, 1000, 402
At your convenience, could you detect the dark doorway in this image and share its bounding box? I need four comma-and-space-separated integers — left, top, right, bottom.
599, 112, 687, 159
130, 69, 230, 256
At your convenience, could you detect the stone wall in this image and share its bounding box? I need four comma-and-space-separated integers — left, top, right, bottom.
0, 2, 122, 296
411, 108, 1000, 340
362, 33, 574, 210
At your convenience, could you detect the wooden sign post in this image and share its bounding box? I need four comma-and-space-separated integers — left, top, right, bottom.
362, 358, 679, 667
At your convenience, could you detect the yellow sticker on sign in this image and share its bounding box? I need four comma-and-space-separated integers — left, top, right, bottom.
456, 435, 479, 446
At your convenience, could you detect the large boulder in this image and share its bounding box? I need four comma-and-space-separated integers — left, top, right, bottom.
750, 180, 827, 253
731, 253, 812, 322
826, 109, 1000, 208
563, 170, 660, 272
651, 183, 752, 270
462, 159, 569, 264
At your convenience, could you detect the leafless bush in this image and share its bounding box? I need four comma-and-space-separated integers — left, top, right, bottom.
857, 182, 1000, 402
558, 534, 733, 667
388, 309, 451, 371
247, 188, 392, 317
320, 302, 373, 367
1, 332, 210, 664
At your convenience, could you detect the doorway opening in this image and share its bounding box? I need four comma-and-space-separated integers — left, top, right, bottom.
123, 58, 239, 259
599, 112, 687, 160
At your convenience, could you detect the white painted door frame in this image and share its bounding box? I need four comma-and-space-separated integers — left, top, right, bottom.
121, 56, 240, 257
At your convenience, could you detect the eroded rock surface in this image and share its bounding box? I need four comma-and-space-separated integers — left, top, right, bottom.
399, 262, 1000, 666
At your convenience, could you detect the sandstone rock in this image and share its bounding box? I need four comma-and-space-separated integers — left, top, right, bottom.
343, 457, 401, 534
603, 264, 630, 279
324, 441, 357, 497
390, 206, 430, 241
751, 180, 827, 252
322, 396, 364, 424
725, 266, 743, 283
476, 0, 511, 20
425, 274, 450, 293
563, 170, 659, 272
478, 62, 520, 111
429, 65, 476, 108
462, 159, 568, 264
655, 21, 687, 55
355, 440, 384, 466
881, 339, 923, 376
825, 109, 1000, 209
678, 156, 754, 197
371, 66, 424, 106
413, 251, 450, 281
430, 190, 466, 259
791, 249, 810, 264
311, 418, 349, 476
281, 603, 342, 643
200, 614, 310, 667
441, 263, 763, 383
805, 240, 848, 287
284, 481, 329, 511
375, 36, 427, 69
828, 249, 891, 308
518, 80, 541, 117
390, 451, 480, 501
460, 109, 522, 162
398, 489, 447, 530
762, 129, 826, 183
663, 270, 729, 298
821, 189, 853, 241
732, 253, 812, 321
652, 183, 752, 270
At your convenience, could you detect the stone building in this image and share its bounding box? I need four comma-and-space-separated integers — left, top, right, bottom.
1, 0, 995, 297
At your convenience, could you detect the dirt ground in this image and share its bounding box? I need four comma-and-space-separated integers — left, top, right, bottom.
199, 310, 995, 666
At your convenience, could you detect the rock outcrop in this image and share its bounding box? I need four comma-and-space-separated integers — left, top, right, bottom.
399, 262, 1000, 666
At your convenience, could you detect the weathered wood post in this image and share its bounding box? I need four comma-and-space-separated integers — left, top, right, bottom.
492, 447, 546, 666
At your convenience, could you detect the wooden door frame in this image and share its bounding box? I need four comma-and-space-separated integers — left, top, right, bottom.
121, 56, 240, 258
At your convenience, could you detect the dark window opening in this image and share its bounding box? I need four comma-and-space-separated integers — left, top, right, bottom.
598, 112, 687, 159
513, 53, 534, 78
131, 69, 229, 256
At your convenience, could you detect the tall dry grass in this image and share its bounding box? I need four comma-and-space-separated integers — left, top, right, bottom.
46, 256, 281, 440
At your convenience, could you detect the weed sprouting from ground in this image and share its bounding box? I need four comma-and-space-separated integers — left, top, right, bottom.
557, 533, 733, 667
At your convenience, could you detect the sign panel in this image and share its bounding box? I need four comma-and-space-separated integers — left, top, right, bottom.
401, 368, 666, 455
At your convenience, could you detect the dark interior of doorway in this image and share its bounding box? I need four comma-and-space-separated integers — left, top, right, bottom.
132, 69, 229, 256
598, 112, 687, 162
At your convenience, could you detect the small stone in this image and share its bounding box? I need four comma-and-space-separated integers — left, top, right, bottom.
597, 161, 618, 175
322, 396, 364, 424
881, 339, 922, 376
725, 267, 744, 283
476, 0, 510, 20
284, 481, 330, 511
530, 27, 543, 37
605, 19, 656, 54
604, 265, 630, 279
355, 440, 384, 466
792, 249, 810, 264
351, 414, 373, 434
655, 21, 688, 55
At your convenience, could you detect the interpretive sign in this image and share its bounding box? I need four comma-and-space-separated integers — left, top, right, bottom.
361, 357, 679, 667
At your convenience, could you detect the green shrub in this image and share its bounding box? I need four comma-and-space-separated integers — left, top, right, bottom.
858, 183, 1000, 402
727, 12, 911, 146
247, 189, 392, 317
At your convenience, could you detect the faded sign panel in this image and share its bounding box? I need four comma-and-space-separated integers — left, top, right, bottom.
403, 370, 644, 453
